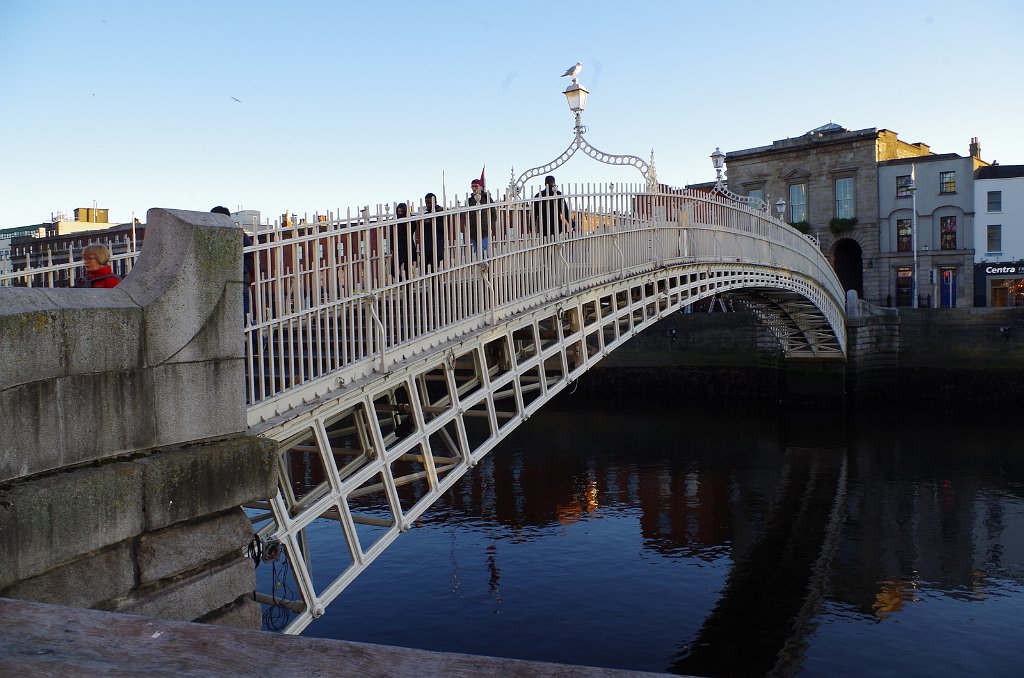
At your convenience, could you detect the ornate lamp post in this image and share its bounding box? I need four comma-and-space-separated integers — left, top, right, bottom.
511, 63, 655, 195
775, 198, 786, 221
563, 80, 589, 136
710, 147, 726, 186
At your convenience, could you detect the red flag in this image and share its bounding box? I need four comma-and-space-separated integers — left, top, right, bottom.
479, 165, 486, 188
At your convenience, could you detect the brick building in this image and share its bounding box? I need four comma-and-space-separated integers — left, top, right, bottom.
724, 124, 932, 305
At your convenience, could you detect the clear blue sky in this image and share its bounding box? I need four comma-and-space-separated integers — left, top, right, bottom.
2, 0, 1021, 227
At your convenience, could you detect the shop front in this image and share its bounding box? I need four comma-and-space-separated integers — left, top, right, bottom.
975, 263, 1024, 307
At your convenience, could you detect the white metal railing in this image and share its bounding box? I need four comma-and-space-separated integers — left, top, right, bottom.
0, 233, 140, 288
1, 184, 845, 421
242, 183, 844, 424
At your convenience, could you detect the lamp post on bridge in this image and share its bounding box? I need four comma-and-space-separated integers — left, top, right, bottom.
711, 147, 726, 187
563, 79, 589, 138
511, 64, 655, 195
776, 198, 786, 222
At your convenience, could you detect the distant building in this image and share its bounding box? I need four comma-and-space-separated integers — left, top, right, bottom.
0, 224, 45, 275
878, 138, 987, 308
231, 210, 263, 233
6, 209, 142, 287
973, 164, 1024, 307
725, 124, 932, 305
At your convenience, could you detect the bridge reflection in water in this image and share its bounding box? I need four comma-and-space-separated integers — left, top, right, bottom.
275, 398, 1024, 677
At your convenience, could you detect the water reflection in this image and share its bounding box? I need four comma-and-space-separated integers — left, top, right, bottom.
299, 397, 1024, 677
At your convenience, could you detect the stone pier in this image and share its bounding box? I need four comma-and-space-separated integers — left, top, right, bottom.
0, 208, 277, 628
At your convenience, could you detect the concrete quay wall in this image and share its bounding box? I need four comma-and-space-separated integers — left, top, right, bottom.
0, 208, 277, 628
580, 306, 1024, 406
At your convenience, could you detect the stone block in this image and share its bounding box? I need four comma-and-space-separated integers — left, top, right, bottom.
0, 462, 144, 587
0, 542, 134, 608
151, 361, 245, 444
60, 303, 144, 376
56, 369, 158, 467
168, 282, 245, 365
0, 380, 64, 483
1, 369, 159, 482
0, 292, 65, 389
131, 209, 242, 367
136, 509, 254, 584
140, 436, 278, 532
198, 596, 263, 629
109, 554, 256, 622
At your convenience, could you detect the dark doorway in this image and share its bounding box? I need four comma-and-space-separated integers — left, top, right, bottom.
833, 238, 863, 297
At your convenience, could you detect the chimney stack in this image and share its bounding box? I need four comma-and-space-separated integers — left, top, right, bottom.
970, 137, 982, 159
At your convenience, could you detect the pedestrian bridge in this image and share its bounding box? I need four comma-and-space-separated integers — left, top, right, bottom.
1, 180, 846, 634
237, 182, 846, 633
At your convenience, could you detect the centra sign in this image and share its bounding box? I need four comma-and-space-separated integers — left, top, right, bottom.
985, 265, 1023, 275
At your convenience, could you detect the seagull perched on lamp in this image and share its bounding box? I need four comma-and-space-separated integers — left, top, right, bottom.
561, 61, 582, 84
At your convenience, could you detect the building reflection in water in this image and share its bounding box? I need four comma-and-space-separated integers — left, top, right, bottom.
301, 396, 1024, 676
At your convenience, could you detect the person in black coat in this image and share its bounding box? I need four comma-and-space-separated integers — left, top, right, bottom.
417, 193, 445, 271
393, 202, 411, 279
533, 175, 574, 236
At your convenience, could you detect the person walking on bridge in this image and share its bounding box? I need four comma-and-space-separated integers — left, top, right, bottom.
533, 175, 574, 237
417, 193, 446, 271
466, 178, 497, 256
393, 202, 412, 279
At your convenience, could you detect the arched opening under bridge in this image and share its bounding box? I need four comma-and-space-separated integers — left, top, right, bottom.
832, 238, 863, 298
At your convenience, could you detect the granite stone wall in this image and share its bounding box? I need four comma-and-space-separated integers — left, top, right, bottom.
0, 208, 278, 628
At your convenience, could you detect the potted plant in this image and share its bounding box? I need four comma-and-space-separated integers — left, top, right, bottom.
829, 217, 857, 234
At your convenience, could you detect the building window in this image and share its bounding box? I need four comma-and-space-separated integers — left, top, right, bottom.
939, 171, 956, 194
940, 215, 957, 250
987, 224, 1002, 253
896, 218, 912, 252
896, 175, 912, 198
747, 187, 764, 207
789, 183, 807, 222
834, 177, 855, 218
987, 191, 1002, 211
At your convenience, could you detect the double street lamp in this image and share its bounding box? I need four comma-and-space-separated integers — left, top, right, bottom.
708, 147, 788, 223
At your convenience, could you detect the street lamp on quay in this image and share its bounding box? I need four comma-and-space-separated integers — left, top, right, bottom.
909, 165, 919, 308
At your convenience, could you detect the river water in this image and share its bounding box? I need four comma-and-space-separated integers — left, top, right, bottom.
284, 396, 1024, 677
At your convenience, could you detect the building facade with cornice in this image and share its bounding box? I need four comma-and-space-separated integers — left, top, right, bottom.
724, 124, 932, 305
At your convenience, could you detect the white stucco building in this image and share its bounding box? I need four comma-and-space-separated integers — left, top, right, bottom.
974, 165, 1024, 306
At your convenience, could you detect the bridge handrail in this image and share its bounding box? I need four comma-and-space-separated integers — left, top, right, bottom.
0, 184, 845, 426
240, 183, 845, 425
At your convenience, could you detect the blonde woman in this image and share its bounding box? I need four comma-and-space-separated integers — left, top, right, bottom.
81, 243, 120, 288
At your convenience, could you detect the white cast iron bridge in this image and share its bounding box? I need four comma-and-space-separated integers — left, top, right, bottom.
237, 178, 847, 633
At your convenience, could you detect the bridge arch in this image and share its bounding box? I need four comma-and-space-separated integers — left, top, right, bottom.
239, 185, 847, 632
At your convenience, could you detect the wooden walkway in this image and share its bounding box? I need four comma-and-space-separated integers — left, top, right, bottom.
0, 598, 678, 677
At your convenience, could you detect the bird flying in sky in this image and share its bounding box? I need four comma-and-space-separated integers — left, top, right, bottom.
231, 96, 242, 103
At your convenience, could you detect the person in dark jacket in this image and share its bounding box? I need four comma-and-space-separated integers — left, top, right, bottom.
533, 175, 574, 236
393, 202, 411, 279
81, 243, 120, 288
417, 193, 446, 271
466, 178, 497, 255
